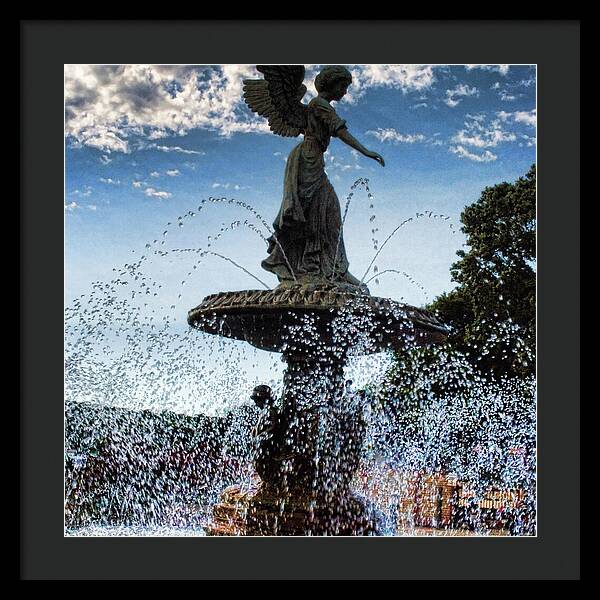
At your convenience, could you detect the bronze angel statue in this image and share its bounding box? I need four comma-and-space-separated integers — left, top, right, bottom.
243, 65, 384, 292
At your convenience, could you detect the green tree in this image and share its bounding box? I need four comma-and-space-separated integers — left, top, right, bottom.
430, 165, 536, 379
366, 167, 537, 495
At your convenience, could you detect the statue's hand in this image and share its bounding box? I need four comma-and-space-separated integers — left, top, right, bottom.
367, 151, 385, 167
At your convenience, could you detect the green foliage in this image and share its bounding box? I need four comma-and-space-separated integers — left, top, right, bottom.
370, 167, 537, 473
430, 165, 536, 379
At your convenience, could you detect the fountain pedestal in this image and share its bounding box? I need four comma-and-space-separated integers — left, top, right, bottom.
209, 352, 376, 535
188, 283, 447, 536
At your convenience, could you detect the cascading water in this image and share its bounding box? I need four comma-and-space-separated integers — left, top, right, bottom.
65, 179, 536, 537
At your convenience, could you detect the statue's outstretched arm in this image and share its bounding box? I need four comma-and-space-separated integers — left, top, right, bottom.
337, 128, 385, 167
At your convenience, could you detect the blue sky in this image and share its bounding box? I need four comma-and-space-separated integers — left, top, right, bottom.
65, 64, 536, 316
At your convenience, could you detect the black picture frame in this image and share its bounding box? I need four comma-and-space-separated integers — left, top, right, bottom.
21, 20, 580, 580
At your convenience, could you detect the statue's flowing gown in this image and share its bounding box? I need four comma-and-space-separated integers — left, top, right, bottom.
262, 97, 362, 287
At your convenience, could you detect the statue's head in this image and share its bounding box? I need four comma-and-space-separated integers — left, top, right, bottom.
315, 66, 352, 101
251, 384, 274, 409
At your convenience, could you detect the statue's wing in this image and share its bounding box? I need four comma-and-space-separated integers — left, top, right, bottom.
243, 65, 308, 137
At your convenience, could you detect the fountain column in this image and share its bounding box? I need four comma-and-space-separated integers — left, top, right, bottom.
238, 348, 378, 536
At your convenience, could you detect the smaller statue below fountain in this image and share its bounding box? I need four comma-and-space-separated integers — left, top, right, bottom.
250, 385, 292, 491
243, 65, 384, 293
240, 382, 379, 535
250, 383, 320, 501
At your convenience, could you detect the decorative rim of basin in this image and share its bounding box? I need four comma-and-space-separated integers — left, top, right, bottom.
188, 286, 449, 350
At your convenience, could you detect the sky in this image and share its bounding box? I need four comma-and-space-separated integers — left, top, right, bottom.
65, 63, 536, 328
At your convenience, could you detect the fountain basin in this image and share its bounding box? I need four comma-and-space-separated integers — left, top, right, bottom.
188, 284, 448, 355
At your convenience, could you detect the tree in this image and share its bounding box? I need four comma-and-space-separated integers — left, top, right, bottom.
430, 165, 536, 379
369, 166, 537, 487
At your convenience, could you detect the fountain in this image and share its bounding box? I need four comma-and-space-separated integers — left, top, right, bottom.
64, 65, 536, 538
188, 284, 447, 535
186, 65, 449, 535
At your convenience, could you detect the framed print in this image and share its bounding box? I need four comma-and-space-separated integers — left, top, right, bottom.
21, 20, 580, 580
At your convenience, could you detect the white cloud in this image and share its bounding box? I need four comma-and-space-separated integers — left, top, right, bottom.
466, 113, 486, 123
149, 144, 205, 155
444, 84, 478, 108
144, 187, 172, 199
518, 77, 536, 88
99, 154, 112, 165
166, 169, 180, 177
520, 134, 536, 147
465, 64, 510, 76
354, 65, 435, 91
150, 171, 160, 178
132, 180, 144, 188
65, 200, 98, 211
366, 128, 426, 144
71, 186, 92, 197
69, 125, 130, 153
449, 145, 497, 162
453, 129, 513, 147
499, 90, 517, 101
65, 64, 439, 152
65, 65, 273, 153
211, 182, 247, 191
513, 109, 537, 127
343, 64, 435, 103
99, 177, 120, 185
497, 109, 537, 127
452, 114, 516, 148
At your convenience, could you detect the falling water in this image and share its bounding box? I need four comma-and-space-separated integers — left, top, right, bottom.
364, 269, 431, 303
361, 210, 457, 285
331, 177, 372, 283
65, 181, 536, 537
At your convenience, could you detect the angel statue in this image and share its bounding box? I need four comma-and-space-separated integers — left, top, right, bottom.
243, 65, 385, 293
